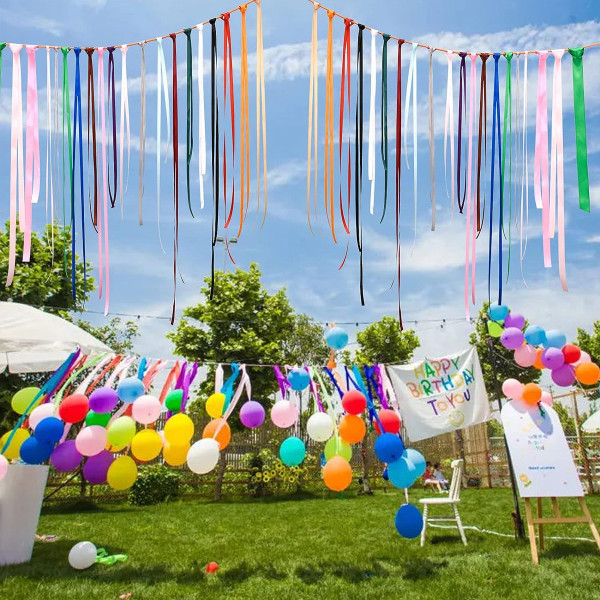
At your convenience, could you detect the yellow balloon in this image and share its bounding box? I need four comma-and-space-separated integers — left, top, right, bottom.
163, 442, 190, 467
206, 393, 226, 419
164, 413, 194, 444
11, 387, 41, 415
0, 429, 30, 460
107, 455, 138, 490
131, 429, 162, 462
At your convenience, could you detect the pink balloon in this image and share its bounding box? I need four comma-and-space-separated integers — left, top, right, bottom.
502, 378, 524, 400
132, 395, 162, 425
0, 454, 8, 482
75, 426, 108, 457
514, 344, 537, 368
551, 364, 576, 387
271, 400, 299, 428
29, 403, 56, 431
540, 391, 553, 406
574, 351, 592, 366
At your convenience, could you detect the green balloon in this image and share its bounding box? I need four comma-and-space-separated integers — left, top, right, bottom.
107, 416, 136, 447
324, 435, 352, 462
165, 390, 183, 412
487, 321, 504, 338
86, 410, 111, 427
11, 387, 41, 415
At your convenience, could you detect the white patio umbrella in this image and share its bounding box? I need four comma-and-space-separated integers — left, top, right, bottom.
582, 409, 600, 433
0, 302, 112, 374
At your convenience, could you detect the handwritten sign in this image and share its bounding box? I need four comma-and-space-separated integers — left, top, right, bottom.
501, 401, 583, 498
387, 348, 490, 441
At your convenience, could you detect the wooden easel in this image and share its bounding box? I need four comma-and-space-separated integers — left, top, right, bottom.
523, 496, 600, 565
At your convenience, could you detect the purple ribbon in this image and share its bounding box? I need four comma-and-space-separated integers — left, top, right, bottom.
181, 362, 198, 412
273, 365, 291, 398
305, 367, 324, 412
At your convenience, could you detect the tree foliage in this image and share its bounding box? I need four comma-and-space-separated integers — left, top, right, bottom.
577, 321, 600, 366
354, 316, 420, 365
75, 317, 140, 356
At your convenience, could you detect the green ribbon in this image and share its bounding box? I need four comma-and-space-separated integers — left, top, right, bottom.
0, 43, 5, 91
568, 47, 590, 212
379, 33, 390, 223
61, 48, 72, 275
184, 28, 194, 218
501, 52, 513, 279
95, 548, 128, 566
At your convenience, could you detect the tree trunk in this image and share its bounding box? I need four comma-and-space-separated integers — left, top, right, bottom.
360, 437, 373, 495
214, 452, 228, 502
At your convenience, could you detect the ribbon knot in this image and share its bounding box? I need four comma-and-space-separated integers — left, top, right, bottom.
221, 12, 230, 22
240, 3, 248, 14
569, 46, 584, 60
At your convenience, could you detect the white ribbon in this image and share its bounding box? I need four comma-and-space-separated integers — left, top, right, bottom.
368, 29, 377, 215
197, 24, 206, 209
404, 43, 418, 246
428, 48, 436, 231
119, 45, 130, 217
156, 37, 170, 253
444, 51, 455, 216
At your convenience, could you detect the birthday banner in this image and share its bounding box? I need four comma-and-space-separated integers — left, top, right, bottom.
387, 348, 490, 441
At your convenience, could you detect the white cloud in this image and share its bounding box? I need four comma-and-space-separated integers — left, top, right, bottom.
0, 8, 63, 37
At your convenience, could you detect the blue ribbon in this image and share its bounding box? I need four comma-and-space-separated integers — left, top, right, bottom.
349, 365, 384, 432
137, 357, 148, 380
220, 363, 240, 411
322, 367, 345, 398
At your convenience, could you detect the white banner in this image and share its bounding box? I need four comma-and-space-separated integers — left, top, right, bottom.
387, 347, 491, 441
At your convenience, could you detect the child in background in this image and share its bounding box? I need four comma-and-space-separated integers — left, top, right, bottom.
433, 463, 449, 491
423, 461, 443, 492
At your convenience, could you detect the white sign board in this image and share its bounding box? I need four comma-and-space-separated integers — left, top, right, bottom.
501, 401, 583, 498
387, 347, 491, 441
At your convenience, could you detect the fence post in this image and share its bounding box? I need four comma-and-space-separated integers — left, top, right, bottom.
570, 390, 594, 493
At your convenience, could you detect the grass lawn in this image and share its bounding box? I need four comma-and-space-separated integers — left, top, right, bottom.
2, 488, 600, 599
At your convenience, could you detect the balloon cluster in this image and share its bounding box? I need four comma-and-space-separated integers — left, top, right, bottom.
489, 303, 600, 406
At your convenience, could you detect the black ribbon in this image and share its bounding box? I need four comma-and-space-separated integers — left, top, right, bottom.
107, 46, 117, 208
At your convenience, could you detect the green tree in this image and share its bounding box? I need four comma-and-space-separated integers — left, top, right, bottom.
469, 302, 540, 401
577, 321, 600, 365
354, 316, 420, 365
168, 264, 329, 409
75, 317, 140, 356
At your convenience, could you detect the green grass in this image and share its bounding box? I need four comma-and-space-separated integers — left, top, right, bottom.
2, 488, 600, 599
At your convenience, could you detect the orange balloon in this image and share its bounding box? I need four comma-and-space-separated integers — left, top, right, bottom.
338, 414, 366, 445
575, 362, 600, 386
533, 349, 545, 370
323, 456, 353, 491
202, 418, 231, 451
522, 383, 542, 405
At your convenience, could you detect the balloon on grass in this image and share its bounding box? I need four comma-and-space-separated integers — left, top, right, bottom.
387, 457, 417, 488
68, 541, 97, 570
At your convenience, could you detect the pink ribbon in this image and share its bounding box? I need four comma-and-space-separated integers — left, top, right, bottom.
7, 44, 24, 286
465, 53, 477, 320
534, 51, 551, 268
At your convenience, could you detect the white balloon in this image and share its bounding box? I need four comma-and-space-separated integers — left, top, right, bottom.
68, 541, 97, 570
0, 454, 8, 482
187, 438, 220, 474
29, 403, 56, 431
306, 412, 334, 442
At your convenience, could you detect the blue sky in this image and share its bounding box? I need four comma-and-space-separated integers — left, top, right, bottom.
2, 0, 600, 363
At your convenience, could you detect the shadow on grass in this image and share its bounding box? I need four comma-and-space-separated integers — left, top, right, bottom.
403, 558, 449, 581
42, 500, 135, 516
541, 541, 600, 560
294, 561, 390, 585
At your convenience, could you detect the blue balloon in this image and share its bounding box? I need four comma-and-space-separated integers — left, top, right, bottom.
403, 448, 426, 478
287, 368, 310, 392
279, 436, 306, 467
395, 503, 424, 539
524, 325, 546, 346
20, 437, 53, 464
34, 417, 64, 444
544, 329, 567, 349
387, 457, 417, 489
325, 327, 349, 351
117, 376, 145, 404
488, 303, 509, 322
374, 433, 405, 464
382, 467, 389, 481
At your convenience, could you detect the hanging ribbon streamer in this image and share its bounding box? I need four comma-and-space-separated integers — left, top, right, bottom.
24, 45, 40, 265
61, 47, 72, 276
107, 47, 117, 208
222, 13, 236, 231
156, 37, 170, 253
476, 54, 489, 233
53, 50, 59, 254
197, 25, 206, 211
355, 24, 366, 306
379, 32, 389, 223
184, 28, 194, 218
367, 28, 377, 216
456, 52, 467, 214
306, 2, 318, 233
501, 52, 513, 279
395, 39, 403, 329
238, 9, 249, 235
255, 0, 267, 227
520, 53, 529, 283
138, 42, 146, 225
568, 47, 590, 213
169, 33, 179, 325
428, 48, 435, 231
550, 49, 567, 291
7, 45, 24, 286
209, 18, 219, 300
534, 51, 551, 268
488, 53, 503, 305
339, 18, 352, 236
45, 47, 54, 253
404, 43, 418, 246
324, 9, 335, 236
119, 45, 130, 217
85, 48, 98, 230
444, 52, 455, 214
71, 47, 87, 296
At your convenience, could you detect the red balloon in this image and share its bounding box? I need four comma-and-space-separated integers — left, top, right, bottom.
374, 409, 401, 434
562, 344, 581, 364
206, 561, 219, 573
342, 390, 367, 415
58, 394, 89, 424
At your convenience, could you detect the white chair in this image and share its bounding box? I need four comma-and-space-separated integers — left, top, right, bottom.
419, 459, 467, 547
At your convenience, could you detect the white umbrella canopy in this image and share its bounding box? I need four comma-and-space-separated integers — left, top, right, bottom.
0, 302, 112, 373
582, 409, 600, 433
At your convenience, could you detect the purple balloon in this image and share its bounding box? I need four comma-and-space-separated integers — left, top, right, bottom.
89, 387, 119, 413
500, 327, 525, 350
83, 450, 114, 484
551, 364, 576, 387
504, 313, 525, 330
50, 440, 83, 472
542, 347, 565, 370
239, 400, 266, 428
